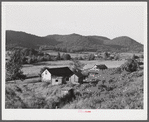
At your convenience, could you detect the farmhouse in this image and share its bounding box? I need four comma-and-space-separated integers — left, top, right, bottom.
89, 64, 108, 71
41, 67, 73, 85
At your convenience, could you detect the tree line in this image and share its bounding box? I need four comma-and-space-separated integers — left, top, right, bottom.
10, 48, 72, 64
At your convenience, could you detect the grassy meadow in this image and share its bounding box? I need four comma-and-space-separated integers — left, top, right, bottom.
22, 60, 126, 76
6, 66, 144, 109
6, 50, 144, 109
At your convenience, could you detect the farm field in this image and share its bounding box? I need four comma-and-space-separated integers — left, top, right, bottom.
43, 50, 143, 59
43, 50, 96, 58
22, 60, 126, 76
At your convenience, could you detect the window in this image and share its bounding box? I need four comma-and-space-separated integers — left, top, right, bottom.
66, 77, 69, 81
45, 71, 47, 74
55, 79, 58, 82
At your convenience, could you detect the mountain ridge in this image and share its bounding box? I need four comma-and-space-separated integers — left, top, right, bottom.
6, 30, 143, 52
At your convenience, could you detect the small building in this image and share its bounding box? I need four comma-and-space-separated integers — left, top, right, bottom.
41, 67, 73, 85
89, 64, 108, 71
69, 72, 84, 84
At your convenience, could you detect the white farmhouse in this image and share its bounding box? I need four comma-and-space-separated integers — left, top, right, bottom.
41, 67, 74, 85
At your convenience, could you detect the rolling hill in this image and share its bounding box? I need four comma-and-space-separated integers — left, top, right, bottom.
6, 30, 59, 50
6, 30, 143, 52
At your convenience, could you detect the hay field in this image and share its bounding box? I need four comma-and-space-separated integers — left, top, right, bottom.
22, 60, 126, 76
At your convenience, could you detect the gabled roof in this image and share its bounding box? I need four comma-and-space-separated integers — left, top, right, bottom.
73, 72, 84, 78
42, 67, 73, 77
92, 64, 108, 69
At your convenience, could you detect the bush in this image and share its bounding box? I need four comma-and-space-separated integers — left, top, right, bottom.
5, 87, 26, 108
119, 59, 139, 72
61, 53, 71, 60
25, 95, 47, 108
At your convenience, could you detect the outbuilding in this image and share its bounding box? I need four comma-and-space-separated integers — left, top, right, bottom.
90, 64, 108, 71
69, 72, 84, 84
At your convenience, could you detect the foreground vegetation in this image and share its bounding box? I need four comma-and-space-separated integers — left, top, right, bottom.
6, 67, 143, 109
5, 46, 144, 109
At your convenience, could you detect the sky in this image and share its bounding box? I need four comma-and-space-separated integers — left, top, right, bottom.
3, 2, 147, 44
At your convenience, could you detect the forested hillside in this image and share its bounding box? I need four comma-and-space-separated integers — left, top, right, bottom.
6, 30, 143, 52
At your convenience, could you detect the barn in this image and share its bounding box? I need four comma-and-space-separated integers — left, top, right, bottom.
90, 64, 108, 71
41, 67, 73, 85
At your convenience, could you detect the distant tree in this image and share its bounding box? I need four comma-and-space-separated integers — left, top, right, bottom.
83, 55, 88, 60
78, 56, 84, 60
103, 52, 109, 60
114, 54, 120, 60
132, 54, 136, 60
31, 55, 37, 63
22, 57, 28, 64
56, 52, 61, 60
74, 57, 79, 60
69, 49, 74, 53
37, 56, 42, 62
6, 49, 26, 81
27, 57, 33, 64
46, 54, 51, 61
20, 48, 39, 57
88, 54, 95, 60
70, 59, 84, 72
140, 54, 144, 58
43, 54, 51, 61
39, 46, 43, 51
62, 53, 71, 60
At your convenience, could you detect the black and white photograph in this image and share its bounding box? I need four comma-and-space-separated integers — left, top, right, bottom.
2, 1, 147, 120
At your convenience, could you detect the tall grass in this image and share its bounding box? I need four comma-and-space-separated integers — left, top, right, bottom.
6, 67, 143, 109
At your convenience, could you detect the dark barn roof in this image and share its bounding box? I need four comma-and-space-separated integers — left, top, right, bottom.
95, 64, 108, 69
73, 72, 84, 78
42, 67, 73, 77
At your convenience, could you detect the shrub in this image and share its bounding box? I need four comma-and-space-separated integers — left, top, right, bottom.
5, 87, 26, 108
61, 53, 71, 60
25, 96, 46, 108
119, 59, 139, 72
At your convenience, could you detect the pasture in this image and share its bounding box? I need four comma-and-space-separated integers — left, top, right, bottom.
22, 60, 126, 76
43, 50, 96, 58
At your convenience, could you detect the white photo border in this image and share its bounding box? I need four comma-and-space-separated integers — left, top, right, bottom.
1, 1, 148, 120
